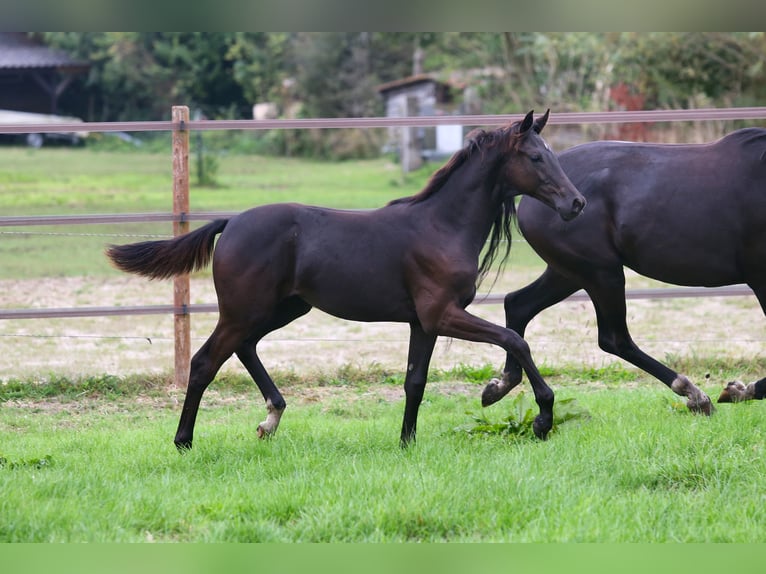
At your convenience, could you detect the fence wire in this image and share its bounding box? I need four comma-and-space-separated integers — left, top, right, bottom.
1, 106, 765, 349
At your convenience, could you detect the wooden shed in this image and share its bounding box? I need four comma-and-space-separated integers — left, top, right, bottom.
0, 33, 90, 115
377, 73, 463, 172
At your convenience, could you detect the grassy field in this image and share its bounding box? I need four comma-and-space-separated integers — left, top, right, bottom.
2, 367, 766, 542
2, 145, 766, 543
0, 145, 444, 279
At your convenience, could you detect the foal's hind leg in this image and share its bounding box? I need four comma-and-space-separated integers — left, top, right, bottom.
236, 344, 287, 438
484, 267, 580, 407
235, 297, 312, 438
174, 319, 250, 450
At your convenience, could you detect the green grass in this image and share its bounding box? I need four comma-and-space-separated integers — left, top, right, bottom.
0, 147, 440, 279
0, 147, 545, 281
4, 146, 766, 543
0, 146, 544, 279
0, 146, 432, 214
2, 360, 766, 542
2, 370, 766, 542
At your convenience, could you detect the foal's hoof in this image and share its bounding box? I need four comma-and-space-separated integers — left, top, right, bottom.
257, 401, 284, 439
717, 381, 752, 403
532, 415, 551, 441
399, 435, 416, 449
174, 439, 193, 452
481, 378, 507, 407
688, 394, 714, 415
671, 376, 714, 415
257, 421, 281, 439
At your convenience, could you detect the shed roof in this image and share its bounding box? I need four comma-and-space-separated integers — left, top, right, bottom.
0, 33, 89, 71
376, 73, 446, 95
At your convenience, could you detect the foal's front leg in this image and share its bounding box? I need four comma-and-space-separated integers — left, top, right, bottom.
428, 302, 555, 439
484, 267, 582, 407
400, 323, 437, 447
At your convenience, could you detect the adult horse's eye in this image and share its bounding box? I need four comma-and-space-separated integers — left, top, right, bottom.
530, 153, 543, 163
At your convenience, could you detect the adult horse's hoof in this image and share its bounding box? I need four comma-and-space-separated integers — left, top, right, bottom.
717, 380, 753, 403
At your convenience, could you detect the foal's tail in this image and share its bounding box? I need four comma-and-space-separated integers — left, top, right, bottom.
106, 219, 229, 279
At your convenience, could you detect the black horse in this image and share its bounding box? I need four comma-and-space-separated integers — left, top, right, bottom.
107, 110, 586, 449
482, 127, 766, 413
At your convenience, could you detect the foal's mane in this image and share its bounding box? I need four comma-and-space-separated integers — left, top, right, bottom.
388, 120, 522, 287
388, 121, 519, 207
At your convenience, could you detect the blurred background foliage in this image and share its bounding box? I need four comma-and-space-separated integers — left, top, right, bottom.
34, 32, 766, 158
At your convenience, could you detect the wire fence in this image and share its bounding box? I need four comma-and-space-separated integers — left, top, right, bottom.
3, 107, 766, 135
1, 106, 765, 378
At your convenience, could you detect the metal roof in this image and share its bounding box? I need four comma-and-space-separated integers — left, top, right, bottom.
0, 33, 89, 71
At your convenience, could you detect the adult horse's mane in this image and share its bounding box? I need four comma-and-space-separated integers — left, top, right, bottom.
719, 127, 766, 162
720, 126, 766, 147
388, 121, 521, 286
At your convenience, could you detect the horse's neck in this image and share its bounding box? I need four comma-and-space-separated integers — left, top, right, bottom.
423, 157, 501, 238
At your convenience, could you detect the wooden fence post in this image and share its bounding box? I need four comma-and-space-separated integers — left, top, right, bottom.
172, 106, 191, 389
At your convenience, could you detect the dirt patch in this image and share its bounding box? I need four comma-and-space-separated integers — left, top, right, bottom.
1, 273, 764, 383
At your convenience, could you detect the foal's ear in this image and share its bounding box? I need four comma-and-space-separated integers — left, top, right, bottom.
533, 109, 550, 133
520, 110, 534, 134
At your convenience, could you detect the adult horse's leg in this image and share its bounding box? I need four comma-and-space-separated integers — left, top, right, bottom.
400, 322, 437, 447
483, 267, 580, 407
429, 303, 555, 439
174, 318, 250, 450
235, 297, 313, 438
584, 269, 712, 414
718, 283, 766, 402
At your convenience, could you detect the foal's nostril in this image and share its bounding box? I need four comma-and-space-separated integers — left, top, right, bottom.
572, 197, 586, 214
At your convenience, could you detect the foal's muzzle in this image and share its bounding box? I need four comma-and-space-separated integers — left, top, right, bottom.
572, 196, 586, 215
560, 195, 586, 221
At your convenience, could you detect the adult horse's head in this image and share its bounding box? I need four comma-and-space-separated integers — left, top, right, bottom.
500, 109, 586, 221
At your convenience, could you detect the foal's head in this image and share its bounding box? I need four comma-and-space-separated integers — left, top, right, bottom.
497, 110, 585, 221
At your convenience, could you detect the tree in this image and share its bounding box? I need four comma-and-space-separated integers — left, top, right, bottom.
33, 32, 766, 150
291, 33, 378, 118
40, 32, 254, 121
612, 32, 762, 109
227, 33, 292, 108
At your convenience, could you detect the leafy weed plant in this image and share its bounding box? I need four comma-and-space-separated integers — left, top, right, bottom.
459, 391, 591, 438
